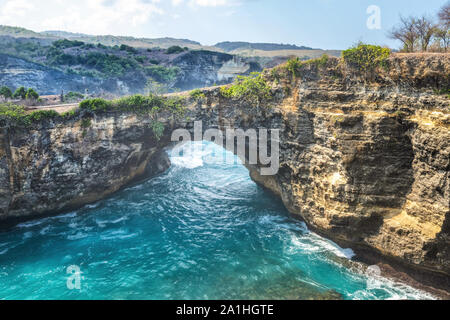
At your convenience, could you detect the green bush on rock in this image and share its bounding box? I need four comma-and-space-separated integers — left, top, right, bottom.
220, 72, 271, 106
0, 103, 59, 126
189, 89, 206, 100
342, 43, 390, 74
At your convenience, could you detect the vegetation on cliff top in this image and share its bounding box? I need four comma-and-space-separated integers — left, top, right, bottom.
220, 72, 271, 106
0, 103, 59, 127
0, 93, 187, 129
274, 43, 391, 82
342, 43, 390, 74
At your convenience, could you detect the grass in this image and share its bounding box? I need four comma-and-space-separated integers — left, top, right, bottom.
433, 88, 450, 98
279, 54, 330, 79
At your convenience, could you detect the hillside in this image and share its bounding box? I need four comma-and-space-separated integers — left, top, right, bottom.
0, 25, 340, 95
0, 36, 263, 95
215, 41, 316, 52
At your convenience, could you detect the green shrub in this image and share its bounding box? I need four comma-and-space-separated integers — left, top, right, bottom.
135, 56, 147, 63
61, 108, 77, 118
220, 72, 271, 105
0, 86, 12, 99
342, 43, 391, 74
0, 103, 59, 126
52, 39, 85, 49
81, 118, 92, 128
150, 120, 165, 141
27, 110, 59, 122
80, 94, 186, 116
166, 46, 185, 54
0, 103, 27, 124
307, 54, 329, 67
145, 65, 180, 83
65, 91, 85, 102
81, 52, 140, 76
79, 98, 112, 112
189, 89, 206, 100
120, 44, 138, 54
13, 87, 27, 99
285, 57, 303, 77
25, 88, 39, 100
284, 55, 330, 78
433, 88, 450, 96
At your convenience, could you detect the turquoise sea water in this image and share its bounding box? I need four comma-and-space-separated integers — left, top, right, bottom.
0, 142, 434, 300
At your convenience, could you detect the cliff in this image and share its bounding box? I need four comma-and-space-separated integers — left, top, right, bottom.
0, 53, 449, 293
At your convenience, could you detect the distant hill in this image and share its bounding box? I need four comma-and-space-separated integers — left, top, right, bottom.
1, 25, 204, 50
215, 42, 315, 52
0, 25, 339, 56
42, 30, 89, 38
47, 34, 204, 50
0, 25, 54, 39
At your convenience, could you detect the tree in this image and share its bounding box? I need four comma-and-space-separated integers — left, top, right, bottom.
414, 16, 437, 51
145, 79, 169, 95
388, 16, 419, 52
166, 46, 185, 54
0, 86, 12, 99
438, 1, 450, 29
25, 88, 39, 101
436, 2, 450, 51
13, 86, 27, 99
434, 28, 449, 51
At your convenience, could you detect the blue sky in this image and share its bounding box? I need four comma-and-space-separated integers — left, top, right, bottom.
0, 0, 447, 49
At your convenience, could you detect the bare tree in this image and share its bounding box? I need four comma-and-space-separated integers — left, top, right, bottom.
414, 16, 437, 51
434, 28, 449, 51
438, 1, 450, 29
388, 16, 419, 52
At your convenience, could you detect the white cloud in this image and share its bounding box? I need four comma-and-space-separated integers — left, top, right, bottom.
0, 0, 35, 24
0, 0, 164, 35
171, 0, 184, 6
190, 0, 229, 6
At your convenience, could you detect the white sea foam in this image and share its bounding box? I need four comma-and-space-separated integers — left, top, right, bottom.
17, 220, 44, 229
288, 231, 355, 260
170, 141, 234, 169
67, 232, 88, 240
170, 143, 205, 169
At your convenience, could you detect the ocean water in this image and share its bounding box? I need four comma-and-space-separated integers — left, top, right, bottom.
0, 142, 434, 300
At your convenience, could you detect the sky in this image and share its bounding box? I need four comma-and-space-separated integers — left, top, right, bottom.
0, 0, 447, 49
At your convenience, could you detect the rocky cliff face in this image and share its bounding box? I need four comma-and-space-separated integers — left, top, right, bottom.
0, 53, 448, 292
0, 53, 106, 94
